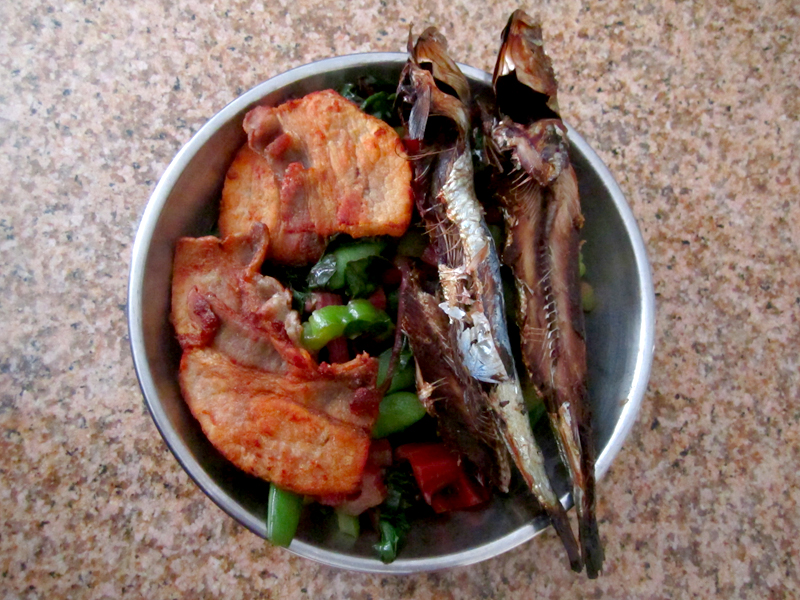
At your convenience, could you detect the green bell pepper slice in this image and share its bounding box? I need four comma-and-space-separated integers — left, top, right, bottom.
376, 347, 415, 393
372, 392, 427, 439
301, 304, 350, 351
343, 299, 393, 339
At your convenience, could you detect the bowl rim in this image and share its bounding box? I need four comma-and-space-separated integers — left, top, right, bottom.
128, 51, 656, 574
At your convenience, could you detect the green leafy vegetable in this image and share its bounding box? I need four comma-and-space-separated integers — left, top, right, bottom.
396, 227, 428, 258
338, 80, 398, 124
307, 239, 388, 298
375, 520, 402, 563
342, 256, 388, 299
374, 466, 417, 563
339, 82, 361, 104
307, 253, 339, 290
361, 91, 397, 122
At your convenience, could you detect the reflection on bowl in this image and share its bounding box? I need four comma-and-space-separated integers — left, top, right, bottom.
128, 53, 655, 574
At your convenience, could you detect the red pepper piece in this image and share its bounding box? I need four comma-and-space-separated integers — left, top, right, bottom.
326, 336, 350, 363
368, 287, 387, 311
394, 442, 491, 514
396, 443, 461, 504
396, 443, 490, 513
430, 469, 490, 513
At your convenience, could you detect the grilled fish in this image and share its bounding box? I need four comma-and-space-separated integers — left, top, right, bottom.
399, 261, 513, 491
397, 28, 582, 571
488, 10, 604, 577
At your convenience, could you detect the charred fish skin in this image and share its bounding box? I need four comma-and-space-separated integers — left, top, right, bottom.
398, 29, 583, 572
490, 9, 604, 577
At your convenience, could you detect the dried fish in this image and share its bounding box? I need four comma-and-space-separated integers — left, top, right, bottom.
399, 261, 512, 491
488, 10, 604, 577
397, 28, 583, 572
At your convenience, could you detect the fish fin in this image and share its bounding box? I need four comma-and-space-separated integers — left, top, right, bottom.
408, 83, 431, 141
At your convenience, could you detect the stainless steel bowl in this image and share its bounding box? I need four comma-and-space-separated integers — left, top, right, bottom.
128, 53, 655, 573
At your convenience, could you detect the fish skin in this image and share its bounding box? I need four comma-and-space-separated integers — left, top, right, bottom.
397, 32, 583, 572
490, 9, 604, 578
399, 264, 512, 491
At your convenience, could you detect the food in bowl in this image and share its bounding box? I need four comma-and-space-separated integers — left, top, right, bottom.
168, 10, 606, 576
129, 2, 656, 573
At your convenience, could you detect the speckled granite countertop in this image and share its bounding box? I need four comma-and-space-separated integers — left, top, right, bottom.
1, 0, 798, 598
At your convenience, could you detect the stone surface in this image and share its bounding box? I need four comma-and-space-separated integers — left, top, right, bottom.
1, 0, 799, 598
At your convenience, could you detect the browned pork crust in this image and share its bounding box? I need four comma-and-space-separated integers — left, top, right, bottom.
220, 90, 413, 265
171, 223, 380, 496
179, 347, 377, 495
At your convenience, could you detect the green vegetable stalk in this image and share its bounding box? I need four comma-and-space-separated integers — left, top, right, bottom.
266, 483, 303, 548
335, 509, 360, 538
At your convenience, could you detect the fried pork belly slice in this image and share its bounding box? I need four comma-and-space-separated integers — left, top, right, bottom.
180, 347, 380, 496
170, 223, 303, 357
220, 90, 413, 265
172, 223, 382, 494
219, 146, 326, 266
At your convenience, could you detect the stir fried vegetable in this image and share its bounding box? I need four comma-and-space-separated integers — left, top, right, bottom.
343, 299, 393, 339
266, 483, 304, 548
376, 346, 415, 393
301, 299, 394, 351
372, 392, 426, 439
396, 227, 428, 258
301, 305, 351, 350
307, 238, 388, 298
374, 466, 417, 563
361, 91, 397, 122
336, 508, 361, 538
395, 443, 489, 513
340, 79, 398, 123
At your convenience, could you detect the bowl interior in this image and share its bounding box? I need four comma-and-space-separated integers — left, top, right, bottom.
128, 53, 654, 573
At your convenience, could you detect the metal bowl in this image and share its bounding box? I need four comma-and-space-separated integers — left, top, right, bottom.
128, 53, 655, 573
